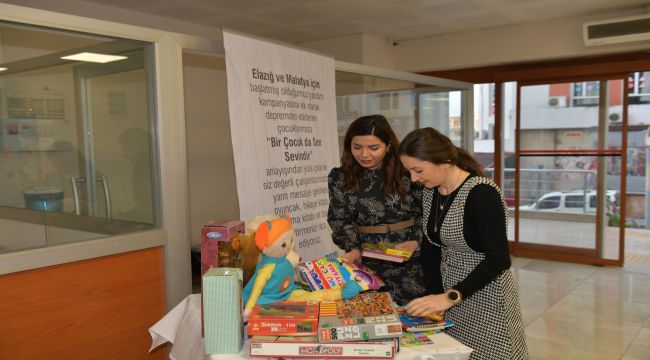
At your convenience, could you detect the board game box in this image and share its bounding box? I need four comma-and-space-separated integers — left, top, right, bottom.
247, 301, 319, 336
318, 292, 402, 343
249, 335, 397, 359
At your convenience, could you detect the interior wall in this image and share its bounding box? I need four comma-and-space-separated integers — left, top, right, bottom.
182, 53, 239, 248
0, 247, 167, 359
301, 33, 396, 69
394, 8, 650, 72
301, 33, 365, 63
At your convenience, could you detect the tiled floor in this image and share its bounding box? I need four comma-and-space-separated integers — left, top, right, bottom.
513, 256, 650, 359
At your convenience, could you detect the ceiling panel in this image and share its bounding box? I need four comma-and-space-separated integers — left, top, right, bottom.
79, 0, 650, 42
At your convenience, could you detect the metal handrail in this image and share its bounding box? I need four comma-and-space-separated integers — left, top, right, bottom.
71, 176, 112, 218
485, 168, 598, 209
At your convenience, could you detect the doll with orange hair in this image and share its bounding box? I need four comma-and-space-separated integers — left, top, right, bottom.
242, 213, 361, 318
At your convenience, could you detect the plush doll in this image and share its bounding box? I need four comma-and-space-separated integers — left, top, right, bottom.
242, 213, 361, 319
230, 214, 274, 285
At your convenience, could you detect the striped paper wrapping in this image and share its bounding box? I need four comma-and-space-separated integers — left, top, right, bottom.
203, 267, 243, 354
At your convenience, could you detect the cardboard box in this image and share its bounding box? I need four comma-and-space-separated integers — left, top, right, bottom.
203, 267, 244, 355
250, 336, 397, 359
318, 293, 402, 342
200, 220, 245, 275
248, 301, 319, 337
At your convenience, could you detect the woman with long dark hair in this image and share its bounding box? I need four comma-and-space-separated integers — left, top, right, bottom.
399, 127, 529, 359
327, 114, 428, 305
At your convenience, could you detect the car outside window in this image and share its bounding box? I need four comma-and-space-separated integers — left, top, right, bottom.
537, 196, 561, 209
589, 195, 597, 208
565, 195, 584, 208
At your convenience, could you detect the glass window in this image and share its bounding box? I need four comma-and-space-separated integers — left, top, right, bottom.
537, 196, 561, 209
335, 71, 469, 150
572, 81, 599, 106
627, 71, 650, 104
589, 195, 597, 209
565, 195, 584, 208
473, 83, 495, 177
0, 21, 157, 253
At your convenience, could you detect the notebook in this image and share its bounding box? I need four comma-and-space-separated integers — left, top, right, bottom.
396, 307, 455, 332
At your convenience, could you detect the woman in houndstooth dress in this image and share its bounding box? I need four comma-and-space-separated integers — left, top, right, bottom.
398, 128, 529, 360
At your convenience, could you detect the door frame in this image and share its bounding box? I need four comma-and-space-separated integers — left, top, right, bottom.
421, 52, 650, 266
513, 74, 627, 266
72, 50, 155, 218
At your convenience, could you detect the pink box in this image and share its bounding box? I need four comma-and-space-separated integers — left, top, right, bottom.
200, 220, 245, 275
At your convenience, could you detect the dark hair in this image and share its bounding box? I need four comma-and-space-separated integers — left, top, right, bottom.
341, 114, 405, 195
398, 127, 485, 176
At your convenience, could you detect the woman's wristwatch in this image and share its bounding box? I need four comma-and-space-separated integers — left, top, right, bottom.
447, 289, 463, 304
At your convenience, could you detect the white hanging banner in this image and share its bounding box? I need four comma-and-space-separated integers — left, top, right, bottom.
223, 30, 340, 260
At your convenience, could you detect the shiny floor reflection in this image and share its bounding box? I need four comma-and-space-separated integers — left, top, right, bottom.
513, 256, 650, 359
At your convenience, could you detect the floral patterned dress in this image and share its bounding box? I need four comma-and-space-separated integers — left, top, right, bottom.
327, 166, 428, 305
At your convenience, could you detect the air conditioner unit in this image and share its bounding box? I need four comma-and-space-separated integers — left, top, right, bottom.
548, 96, 567, 108
609, 112, 621, 122
584, 13, 650, 46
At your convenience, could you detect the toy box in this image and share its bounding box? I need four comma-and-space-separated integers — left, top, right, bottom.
318, 292, 402, 342
248, 301, 319, 336
200, 220, 245, 275
250, 335, 397, 359
203, 267, 244, 355
297, 257, 384, 292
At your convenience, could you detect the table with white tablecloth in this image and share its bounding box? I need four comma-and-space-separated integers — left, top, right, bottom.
149, 294, 473, 360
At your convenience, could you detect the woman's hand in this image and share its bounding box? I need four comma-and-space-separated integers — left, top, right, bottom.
394, 240, 419, 254
341, 249, 361, 263
405, 294, 453, 317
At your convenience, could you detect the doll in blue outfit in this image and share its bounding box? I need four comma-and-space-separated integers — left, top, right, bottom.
242, 213, 361, 319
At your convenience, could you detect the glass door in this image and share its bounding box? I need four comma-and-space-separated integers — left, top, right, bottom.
74, 49, 156, 224
514, 77, 626, 265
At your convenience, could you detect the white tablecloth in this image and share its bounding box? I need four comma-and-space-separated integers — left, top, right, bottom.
150, 294, 473, 360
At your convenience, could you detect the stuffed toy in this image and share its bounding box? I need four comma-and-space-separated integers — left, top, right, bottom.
242, 213, 361, 319
230, 214, 274, 285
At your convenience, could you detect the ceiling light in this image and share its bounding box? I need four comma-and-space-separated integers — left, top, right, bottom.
61, 52, 127, 63
0, 67, 7, 71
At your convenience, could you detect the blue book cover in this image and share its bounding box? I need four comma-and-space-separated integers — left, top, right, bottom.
396, 308, 455, 332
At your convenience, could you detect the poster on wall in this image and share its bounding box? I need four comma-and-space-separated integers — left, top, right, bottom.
223, 30, 341, 261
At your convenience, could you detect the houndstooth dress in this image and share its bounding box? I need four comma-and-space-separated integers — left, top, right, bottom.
422, 176, 529, 360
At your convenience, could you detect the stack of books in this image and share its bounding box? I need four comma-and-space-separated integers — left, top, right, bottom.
361, 243, 413, 263
396, 307, 455, 333
399, 331, 437, 347
248, 293, 402, 359
395, 308, 455, 348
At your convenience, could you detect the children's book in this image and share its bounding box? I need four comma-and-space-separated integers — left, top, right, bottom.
249, 335, 397, 359
399, 331, 438, 347
362, 243, 412, 263
297, 257, 384, 292
396, 307, 455, 332
318, 292, 402, 343
247, 301, 319, 336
